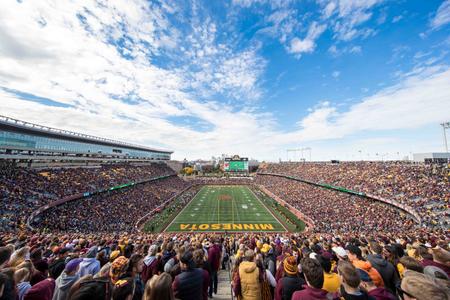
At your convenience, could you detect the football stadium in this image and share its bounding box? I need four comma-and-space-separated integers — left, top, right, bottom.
1, 1, 450, 300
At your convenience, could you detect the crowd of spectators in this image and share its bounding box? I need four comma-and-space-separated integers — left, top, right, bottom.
34, 176, 191, 233
258, 162, 449, 229
0, 231, 448, 300
0, 163, 175, 232
255, 175, 417, 235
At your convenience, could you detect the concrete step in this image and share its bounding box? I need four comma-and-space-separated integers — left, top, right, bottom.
212, 269, 232, 300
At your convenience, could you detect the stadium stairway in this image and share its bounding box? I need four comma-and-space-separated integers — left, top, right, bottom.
214, 268, 233, 299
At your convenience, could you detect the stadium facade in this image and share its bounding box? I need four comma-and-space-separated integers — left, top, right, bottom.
0, 115, 172, 162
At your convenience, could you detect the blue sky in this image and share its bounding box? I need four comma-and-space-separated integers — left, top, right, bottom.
0, 0, 449, 160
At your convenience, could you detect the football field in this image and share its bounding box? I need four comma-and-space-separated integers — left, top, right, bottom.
164, 185, 287, 232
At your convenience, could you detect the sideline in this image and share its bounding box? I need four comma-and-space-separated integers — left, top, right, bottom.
247, 186, 289, 232
162, 185, 205, 232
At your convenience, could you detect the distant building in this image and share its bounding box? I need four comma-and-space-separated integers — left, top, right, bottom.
413, 152, 450, 163
0, 115, 172, 161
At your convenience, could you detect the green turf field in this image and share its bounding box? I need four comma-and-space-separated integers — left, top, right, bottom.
164, 185, 287, 232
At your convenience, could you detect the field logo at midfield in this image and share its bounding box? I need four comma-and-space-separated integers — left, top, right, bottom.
179, 223, 275, 231
219, 194, 232, 200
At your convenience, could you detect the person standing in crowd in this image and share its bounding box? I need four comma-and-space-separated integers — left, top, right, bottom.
23, 278, 55, 300
337, 261, 373, 300
347, 245, 384, 287
318, 254, 341, 293
112, 277, 135, 300
367, 242, 398, 294
423, 247, 450, 278
172, 251, 208, 300
357, 269, 395, 300
292, 257, 328, 300
233, 249, 261, 300
49, 248, 69, 280
14, 268, 31, 300
143, 273, 174, 300
110, 256, 130, 285
126, 254, 144, 300
77, 247, 100, 277
52, 258, 82, 300
142, 245, 159, 284
208, 238, 221, 298
275, 255, 305, 300
400, 270, 449, 300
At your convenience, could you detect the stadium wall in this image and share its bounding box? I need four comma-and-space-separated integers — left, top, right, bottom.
258, 185, 315, 232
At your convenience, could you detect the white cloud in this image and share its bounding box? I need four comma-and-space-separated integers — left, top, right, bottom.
288, 22, 326, 55
318, 0, 382, 41
430, 0, 450, 29
0, 0, 448, 162
289, 38, 315, 54
332, 71, 340, 78
291, 66, 450, 142
392, 15, 403, 23
328, 44, 361, 56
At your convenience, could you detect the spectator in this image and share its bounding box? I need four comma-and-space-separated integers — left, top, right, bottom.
207, 238, 221, 298
233, 249, 261, 300
337, 261, 372, 300
275, 255, 305, 300
52, 258, 82, 300
49, 248, 69, 280
358, 269, 395, 300
398, 256, 424, 278
292, 257, 328, 300
367, 241, 398, 294
143, 273, 174, 300
0, 247, 12, 269
423, 266, 449, 281
126, 254, 144, 300
77, 247, 100, 277
69, 278, 111, 300
318, 254, 341, 293
142, 245, 160, 284
14, 268, 31, 300
400, 270, 449, 300
23, 278, 55, 300
192, 248, 211, 297
109, 256, 129, 285
172, 251, 208, 300
347, 245, 384, 287
112, 277, 135, 300
425, 248, 450, 278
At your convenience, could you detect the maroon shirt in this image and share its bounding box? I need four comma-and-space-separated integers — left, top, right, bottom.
421, 259, 450, 278
291, 285, 328, 300
208, 244, 221, 272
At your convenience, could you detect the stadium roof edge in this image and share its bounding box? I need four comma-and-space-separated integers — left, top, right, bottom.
0, 115, 173, 154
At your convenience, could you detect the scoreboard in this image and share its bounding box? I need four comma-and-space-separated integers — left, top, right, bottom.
224, 156, 248, 172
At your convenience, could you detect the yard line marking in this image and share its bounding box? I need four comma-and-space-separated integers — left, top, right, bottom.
247, 187, 288, 232
163, 186, 204, 232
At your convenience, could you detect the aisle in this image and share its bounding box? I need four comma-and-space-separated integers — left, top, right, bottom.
213, 268, 233, 299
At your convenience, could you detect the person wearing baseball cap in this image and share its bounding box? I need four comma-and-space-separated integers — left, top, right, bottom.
52, 258, 83, 300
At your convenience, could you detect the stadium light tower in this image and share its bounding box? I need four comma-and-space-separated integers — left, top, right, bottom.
441, 122, 450, 152
286, 147, 312, 161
